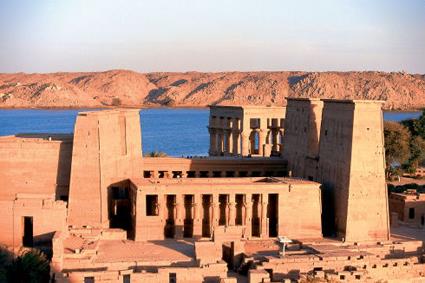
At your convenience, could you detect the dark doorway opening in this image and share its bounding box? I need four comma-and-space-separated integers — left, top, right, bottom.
268, 194, 278, 237
202, 195, 212, 237
252, 194, 260, 237
184, 195, 194, 238
165, 195, 176, 238
22, 216, 33, 247
108, 183, 134, 239
321, 184, 336, 237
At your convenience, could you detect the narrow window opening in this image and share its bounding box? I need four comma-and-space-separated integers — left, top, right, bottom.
200, 171, 209, 178
143, 171, 151, 178
186, 171, 196, 178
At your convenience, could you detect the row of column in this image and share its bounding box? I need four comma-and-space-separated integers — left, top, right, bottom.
148, 193, 272, 239
209, 128, 284, 157
209, 128, 243, 156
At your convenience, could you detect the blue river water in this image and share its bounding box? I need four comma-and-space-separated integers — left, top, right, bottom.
0, 109, 421, 156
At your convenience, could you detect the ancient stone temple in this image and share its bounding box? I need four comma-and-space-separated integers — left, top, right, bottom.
208, 105, 285, 157
0, 101, 424, 283
282, 98, 390, 242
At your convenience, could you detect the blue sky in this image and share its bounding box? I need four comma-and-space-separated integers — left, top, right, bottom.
0, 0, 424, 73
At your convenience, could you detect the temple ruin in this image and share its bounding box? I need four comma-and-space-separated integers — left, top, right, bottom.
1, 99, 424, 282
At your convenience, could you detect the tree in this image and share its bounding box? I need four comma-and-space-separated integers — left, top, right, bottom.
1, 248, 50, 283
144, 151, 168, 157
401, 109, 425, 138
407, 136, 425, 170
384, 121, 411, 168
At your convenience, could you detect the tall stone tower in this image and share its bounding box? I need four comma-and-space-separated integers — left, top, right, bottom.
316, 100, 389, 242
282, 98, 323, 179
67, 109, 142, 228
282, 98, 390, 242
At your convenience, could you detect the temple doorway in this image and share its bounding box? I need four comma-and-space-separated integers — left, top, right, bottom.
108, 182, 134, 239
22, 216, 33, 247
268, 194, 278, 237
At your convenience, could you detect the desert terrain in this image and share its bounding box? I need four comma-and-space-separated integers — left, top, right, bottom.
0, 70, 424, 110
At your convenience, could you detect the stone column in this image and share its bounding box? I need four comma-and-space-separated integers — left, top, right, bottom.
208, 128, 217, 156
259, 129, 267, 157
241, 132, 250, 156
244, 194, 252, 238
260, 194, 269, 238
232, 130, 240, 156
228, 194, 236, 226
193, 194, 202, 238
212, 194, 220, 231
174, 195, 184, 239
271, 129, 278, 151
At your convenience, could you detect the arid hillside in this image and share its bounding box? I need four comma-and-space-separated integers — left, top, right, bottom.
1, 70, 424, 110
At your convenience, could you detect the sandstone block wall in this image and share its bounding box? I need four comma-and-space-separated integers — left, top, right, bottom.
0, 135, 72, 200
0, 197, 67, 247
282, 98, 389, 242
67, 109, 143, 228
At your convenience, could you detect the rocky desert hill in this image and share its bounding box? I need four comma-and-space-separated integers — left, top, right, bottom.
1, 70, 424, 110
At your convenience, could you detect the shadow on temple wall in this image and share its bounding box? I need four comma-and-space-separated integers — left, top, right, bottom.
55, 141, 73, 201
203, 276, 221, 283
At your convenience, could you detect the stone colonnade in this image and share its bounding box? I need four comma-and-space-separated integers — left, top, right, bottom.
209, 116, 284, 157
144, 192, 275, 239
208, 117, 242, 156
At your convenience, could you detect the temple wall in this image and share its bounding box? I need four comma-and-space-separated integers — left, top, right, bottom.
0, 135, 71, 247
281, 98, 323, 178
209, 105, 285, 157
283, 98, 389, 242
0, 197, 67, 248
389, 193, 425, 226
67, 110, 143, 228
345, 102, 389, 241
142, 157, 288, 178
316, 100, 389, 241
278, 184, 322, 238
316, 102, 355, 238
132, 178, 322, 241
0, 136, 72, 200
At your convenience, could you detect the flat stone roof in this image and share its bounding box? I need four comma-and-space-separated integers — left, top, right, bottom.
78, 108, 140, 116
390, 192, 425, 201
0, 133, 73, 142
321, 99, 385, 104
131, 177, 320, 187
209, 104, 284, 109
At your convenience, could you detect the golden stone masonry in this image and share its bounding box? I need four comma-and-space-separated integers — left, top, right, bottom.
1, 99, 424, 282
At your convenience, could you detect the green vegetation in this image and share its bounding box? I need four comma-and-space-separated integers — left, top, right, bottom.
0, 248, 50, 283
384, 110, 425, 178
144, 151, 168, 157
